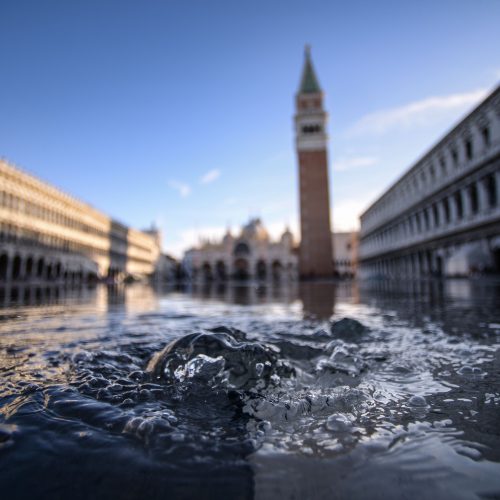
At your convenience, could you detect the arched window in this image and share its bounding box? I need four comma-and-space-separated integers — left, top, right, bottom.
233, 241, 250, 256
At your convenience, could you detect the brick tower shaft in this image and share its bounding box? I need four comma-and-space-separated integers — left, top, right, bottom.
295, 46, 334, 278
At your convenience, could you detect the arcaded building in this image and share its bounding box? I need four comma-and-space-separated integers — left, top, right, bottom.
295, 47, 334, 278
183, 218, 298, 281
359, 85, 500, 278
0, 159, 161, 284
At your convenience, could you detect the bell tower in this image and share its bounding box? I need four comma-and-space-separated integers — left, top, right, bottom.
295, 46, 334, 278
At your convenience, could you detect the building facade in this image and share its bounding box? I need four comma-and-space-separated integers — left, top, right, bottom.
0, 159, 161, 284
333, 231, 358, 278
295, 46, 334, 278
183, 218, 298, 282
359, 85, 500, 278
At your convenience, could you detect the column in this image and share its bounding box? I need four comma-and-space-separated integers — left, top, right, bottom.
414, 253, 420, 277
19, 256, 27, 281
428, 206, 435, 232
421, 253, 427, 276
449, 195, 458, 222
438, 200, 447, 226
495, 171, 500, 207
5, 251, 13, 282
477, 177, 489, 212
461, 187, 471, 218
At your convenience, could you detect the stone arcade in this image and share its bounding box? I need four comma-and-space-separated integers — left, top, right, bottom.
0, 159, 161, 286
359, 85, 500, 278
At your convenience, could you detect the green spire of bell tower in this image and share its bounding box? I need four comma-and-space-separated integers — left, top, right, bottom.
299, 45, 321, 94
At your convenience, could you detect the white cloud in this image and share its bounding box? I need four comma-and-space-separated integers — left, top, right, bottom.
265, 220, 299, 241
346, 88, 488, 137
200, 168, 221, 184
168, 180, 191, 198
332, 197, 374, 232
333, 156, 378, 172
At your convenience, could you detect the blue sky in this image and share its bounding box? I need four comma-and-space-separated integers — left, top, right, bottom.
1, 0, 499, 256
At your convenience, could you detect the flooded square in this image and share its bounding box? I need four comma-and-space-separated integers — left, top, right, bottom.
1, 280, 499, 499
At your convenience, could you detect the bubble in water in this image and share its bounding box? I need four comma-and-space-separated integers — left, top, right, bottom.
318, 342, 365, 376
325, 413, 353, 432
146, 331, 286, 390
457, 365, 485, 377
174, 354, 225, 384
408, 395, 427, 407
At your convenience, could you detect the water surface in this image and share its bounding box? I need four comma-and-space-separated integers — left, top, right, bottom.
1, 280, 499, 499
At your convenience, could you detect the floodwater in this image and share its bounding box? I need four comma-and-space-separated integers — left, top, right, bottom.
0, 280, 500, 499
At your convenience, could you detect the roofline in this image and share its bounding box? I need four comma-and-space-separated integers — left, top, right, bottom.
0, 157, 154, 238
359, 83, 500, 219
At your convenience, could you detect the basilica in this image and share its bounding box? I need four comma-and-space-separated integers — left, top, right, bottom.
182, 218, 298, 281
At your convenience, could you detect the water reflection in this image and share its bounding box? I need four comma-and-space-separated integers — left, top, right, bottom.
299, 281, 336, 319
0, 283, 99, 309
0, 279, 500, 320
2, 279, 499, 324
187, 282, 299, 307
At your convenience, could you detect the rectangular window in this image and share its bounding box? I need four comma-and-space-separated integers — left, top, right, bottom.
469, 184, 479, 214
482, 126, 491, 147
440, 157, 446, 175
465, 139, 473, 161
486, 174, 497, 208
